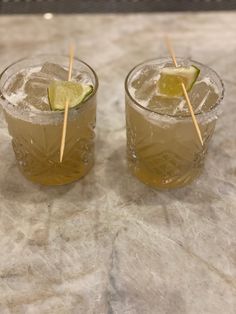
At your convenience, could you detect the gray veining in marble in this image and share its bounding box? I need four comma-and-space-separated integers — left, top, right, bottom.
0, 12, 236, 314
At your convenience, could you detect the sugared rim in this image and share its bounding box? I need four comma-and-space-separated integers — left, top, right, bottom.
0, 53, 99, 116
125, 57, 225, 119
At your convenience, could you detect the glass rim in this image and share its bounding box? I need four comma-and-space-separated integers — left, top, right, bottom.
0, 53, 99, 117
124, 57, 225, 119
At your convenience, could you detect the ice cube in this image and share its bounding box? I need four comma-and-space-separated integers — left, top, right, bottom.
24, 96, 50, 111
188, 80, 219, 113
16, 96, 49, 111
41, 62, 68, 80
22, 69, 52, 111
131, 66, 158, 90
6, 73, 25, 95
135, 80, 157, 101
24, 70, 52, 98
131, 66, 159, 102
75, 71, 92, 84
148, 94, 183, 115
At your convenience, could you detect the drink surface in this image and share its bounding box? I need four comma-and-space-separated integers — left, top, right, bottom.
126, 60, 221, 189
129, 62, 219, 116
4, 62, 93, 111
2, 61, 96, 185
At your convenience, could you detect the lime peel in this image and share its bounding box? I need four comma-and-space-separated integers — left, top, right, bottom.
48, 81, 93, 111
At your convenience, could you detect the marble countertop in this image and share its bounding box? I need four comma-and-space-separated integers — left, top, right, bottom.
0, 12, 236, 313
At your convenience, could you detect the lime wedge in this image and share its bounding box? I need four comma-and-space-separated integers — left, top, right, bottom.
48, 81, 93, 111
157, 65, 200, 97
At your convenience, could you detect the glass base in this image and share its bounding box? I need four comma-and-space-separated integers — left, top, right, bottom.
17, 161, 94, 186
128, 162, 203, 189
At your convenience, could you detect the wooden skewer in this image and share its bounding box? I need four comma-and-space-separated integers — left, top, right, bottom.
67, 44, 74, 81
181, 83, 203, 146
165, 36, 204, 146
60, 44, 75, 163
165, 36, 178, 67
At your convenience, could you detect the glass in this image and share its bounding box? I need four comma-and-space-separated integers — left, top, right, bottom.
125, 58, 224, 189
0, 55, 98, 185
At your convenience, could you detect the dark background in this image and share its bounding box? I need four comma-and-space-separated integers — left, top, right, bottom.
0, 0, 236, 14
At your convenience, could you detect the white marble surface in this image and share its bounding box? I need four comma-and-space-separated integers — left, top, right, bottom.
0, 12, 236, 313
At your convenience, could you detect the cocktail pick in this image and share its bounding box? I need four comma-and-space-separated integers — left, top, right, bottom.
60, 44, 75, 163
165, 36, 204, 146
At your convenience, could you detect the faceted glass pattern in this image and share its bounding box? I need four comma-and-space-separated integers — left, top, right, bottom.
0, 55, 98, 185
125, 58, 224, 189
